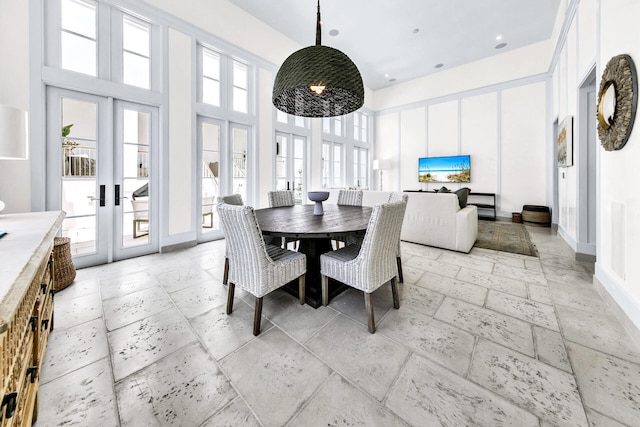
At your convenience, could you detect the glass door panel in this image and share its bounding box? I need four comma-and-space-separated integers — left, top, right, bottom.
121, 108, 150, 247
114, 101, 158, 261
275, 132, 306, 204
275, 133, 288, 191
232, 125, 249, 201
293, 136, 305, 204
200, 119, 222, 236
60, 97, 99, 256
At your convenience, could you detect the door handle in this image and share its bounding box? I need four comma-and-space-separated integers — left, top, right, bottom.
88, 185, 106, 206
114, 185, 128, 206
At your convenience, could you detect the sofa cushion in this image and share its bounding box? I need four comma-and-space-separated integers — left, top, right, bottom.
437, 186, 451, 193
455, 187, 470, 208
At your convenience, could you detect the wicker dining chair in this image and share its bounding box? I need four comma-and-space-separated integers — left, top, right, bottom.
334, 189, 364, 248
217, 194, 243, 285
267, 190, 298, 249
320, 200, 407, 333
267, 190, 295, 207
337, 189, 363, 206
217, 203, 306, 336
388, 192, 409, 283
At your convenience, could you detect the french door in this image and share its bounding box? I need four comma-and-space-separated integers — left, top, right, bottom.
275, 132, 307, 204
46, 87, 159, 268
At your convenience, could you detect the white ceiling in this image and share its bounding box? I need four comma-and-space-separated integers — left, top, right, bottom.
228, 0, 561, 90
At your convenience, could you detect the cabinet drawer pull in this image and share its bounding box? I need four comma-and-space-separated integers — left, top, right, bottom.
42, 319, 50, 330
2, 392, 17, 419
29, 316, 38, 332
26, 367, 38, 384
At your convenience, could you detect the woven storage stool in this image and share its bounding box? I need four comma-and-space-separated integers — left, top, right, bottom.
521, 205, 551, 227
53, 237, 76, 290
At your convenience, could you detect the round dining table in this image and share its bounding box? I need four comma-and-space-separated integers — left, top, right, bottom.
255, 204, 372, 308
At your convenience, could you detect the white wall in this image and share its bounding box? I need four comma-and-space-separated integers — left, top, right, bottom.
375, 73, 549, 217
0, 0, 31, 214
596, 0, 640, 334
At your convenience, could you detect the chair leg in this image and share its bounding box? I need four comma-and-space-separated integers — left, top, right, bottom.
223, 257, 229, 285
298, 274, 306, 305
253, 297, 264, 336
390, 277, 400, 309
364, 292, 376, 333
397, 256, 404, 283
321, 275, 329, 306
226, 282, 235, 314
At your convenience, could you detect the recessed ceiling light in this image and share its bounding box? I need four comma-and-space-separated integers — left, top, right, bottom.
434, 63, 444, 69
496, 34, 503, 41
495, 42, 507, 49
412, 28, 420, 34
329, 29, 339, 36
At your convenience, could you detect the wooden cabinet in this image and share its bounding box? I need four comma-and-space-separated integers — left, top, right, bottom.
0, 211, 64, 426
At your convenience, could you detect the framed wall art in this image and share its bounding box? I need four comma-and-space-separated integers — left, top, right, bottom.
557, 115, 573, 167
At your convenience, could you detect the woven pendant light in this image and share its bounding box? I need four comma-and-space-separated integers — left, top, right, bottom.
272, 0, 364, 117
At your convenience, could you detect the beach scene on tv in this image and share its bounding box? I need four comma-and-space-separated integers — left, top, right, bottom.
418, 155, 471, 183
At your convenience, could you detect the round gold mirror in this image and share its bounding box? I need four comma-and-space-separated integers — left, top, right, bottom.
597, 81, 616, 130
597, 54, 638, 151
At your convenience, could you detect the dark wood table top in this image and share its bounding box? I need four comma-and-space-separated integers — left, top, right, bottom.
255, 204, 372, 239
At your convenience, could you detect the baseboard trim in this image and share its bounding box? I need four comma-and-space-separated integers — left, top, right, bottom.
593, 269, 640, 350
576, 252, 596, 263
161, 240, 197, 253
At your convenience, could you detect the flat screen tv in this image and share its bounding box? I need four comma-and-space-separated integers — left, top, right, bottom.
418, 155, 470, 183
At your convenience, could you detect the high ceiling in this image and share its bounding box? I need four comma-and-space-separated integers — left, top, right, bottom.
228, 0, 561, 90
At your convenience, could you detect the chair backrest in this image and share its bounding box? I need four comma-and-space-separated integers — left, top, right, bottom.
357, 201, 407, 283
388, 192, 408, 204
387, 193, 408, 253
217, 193, 243, 206
202, 196, 215, 213
131, 198, 149, 220
268, 190, 295, 207
337, 189, 363, 206
217, 203, 273, 294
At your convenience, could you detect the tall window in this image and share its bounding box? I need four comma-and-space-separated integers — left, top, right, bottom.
122, 15, 150, 89
322, 141, 343, 188
202, 48, 221, 106
353, 112, 369, 142
60, 0, 97, 76
354, 147, 368, 188
232, 61, 249, 113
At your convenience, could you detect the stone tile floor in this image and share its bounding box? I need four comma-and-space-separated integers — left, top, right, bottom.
34, 225, 640, 426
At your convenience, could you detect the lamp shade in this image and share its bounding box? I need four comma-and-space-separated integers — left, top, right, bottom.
272, 0, 364, 118
0, 105, 28, 159
373, 159, 391, 170
273, 45, 364, 117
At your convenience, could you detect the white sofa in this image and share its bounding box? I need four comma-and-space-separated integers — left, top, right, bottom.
400, 191, 477, 253
324, 189, 478, 253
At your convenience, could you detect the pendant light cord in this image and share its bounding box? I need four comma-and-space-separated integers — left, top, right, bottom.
315, 0, 321, 46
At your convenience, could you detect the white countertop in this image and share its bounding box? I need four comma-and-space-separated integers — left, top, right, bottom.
0, 211, 65, 333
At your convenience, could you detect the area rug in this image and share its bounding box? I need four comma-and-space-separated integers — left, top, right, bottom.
474, 220, 539, 257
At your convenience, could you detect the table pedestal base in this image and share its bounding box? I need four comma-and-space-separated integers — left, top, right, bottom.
282, 237, 346, 308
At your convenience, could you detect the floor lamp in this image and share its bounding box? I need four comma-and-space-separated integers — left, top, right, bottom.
373, 159, 391, 191
0, 105, 29, 213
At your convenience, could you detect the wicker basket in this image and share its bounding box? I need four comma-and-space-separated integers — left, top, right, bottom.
521, 205, 551, 227
53, 237, 76, 291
